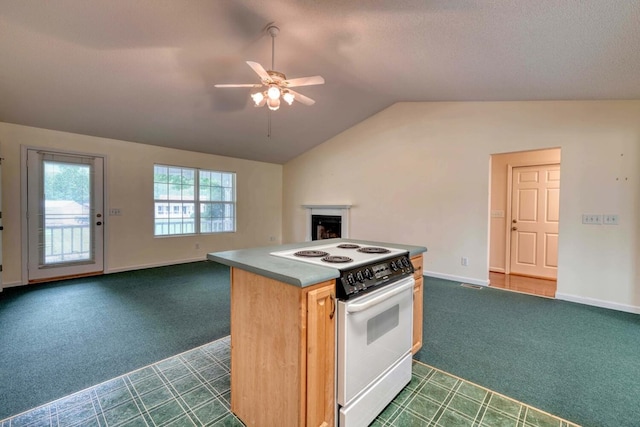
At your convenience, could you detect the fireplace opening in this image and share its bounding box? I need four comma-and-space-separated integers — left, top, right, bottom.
312, 215, 342, 240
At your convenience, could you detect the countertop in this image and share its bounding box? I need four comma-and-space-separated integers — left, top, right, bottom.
207, 238, 427, 288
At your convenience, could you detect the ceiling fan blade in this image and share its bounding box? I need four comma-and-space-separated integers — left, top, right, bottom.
288, 89, 315, 106
214, 84, 263, 88
246, 61, 271, 82
283, 75, 325, 87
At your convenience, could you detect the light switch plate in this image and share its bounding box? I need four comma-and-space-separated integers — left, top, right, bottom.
582, 214, 602, 225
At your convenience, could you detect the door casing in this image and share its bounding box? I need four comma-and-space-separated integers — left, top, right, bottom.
21, 146, 107, 284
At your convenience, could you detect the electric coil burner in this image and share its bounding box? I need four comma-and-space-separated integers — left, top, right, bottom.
322, 255, 353, 263
337, 243, 360, 249
294, 250, 329, 257
357, 246, 390, 254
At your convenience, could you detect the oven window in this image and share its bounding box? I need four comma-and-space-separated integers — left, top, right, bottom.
367, 305, 400, 345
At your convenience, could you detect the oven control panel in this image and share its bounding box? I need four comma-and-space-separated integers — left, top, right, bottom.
336, 253, 414, 300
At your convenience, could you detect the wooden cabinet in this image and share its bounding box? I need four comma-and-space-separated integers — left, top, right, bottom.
411, 255, 424, 354
230, 267, 335, 427
306, 286, 335, 427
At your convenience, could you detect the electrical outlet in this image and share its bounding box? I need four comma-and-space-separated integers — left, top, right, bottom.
195, 242, 200, 250
269, 236, 276, 241
109, 208, 122, 216
603, 214, 619, 225
582, 214, 602, 225
461, 257, 469, 266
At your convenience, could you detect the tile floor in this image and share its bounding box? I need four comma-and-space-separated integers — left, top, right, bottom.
1, 336, 579, 427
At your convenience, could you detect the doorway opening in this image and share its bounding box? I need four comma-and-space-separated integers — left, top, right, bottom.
489, 148, 561, 298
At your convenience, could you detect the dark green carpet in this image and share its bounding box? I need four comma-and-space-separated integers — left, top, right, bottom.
415, 276, 640, 427
0, 261, 230, 420
3, 265, 639, 426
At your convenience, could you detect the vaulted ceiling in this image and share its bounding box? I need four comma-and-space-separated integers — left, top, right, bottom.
1, 1, 639, 164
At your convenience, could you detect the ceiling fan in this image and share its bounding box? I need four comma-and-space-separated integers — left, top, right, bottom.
214, 25, 325, 111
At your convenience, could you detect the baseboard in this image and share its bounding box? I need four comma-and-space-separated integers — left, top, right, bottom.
106, 257, 209, 274
1, 280, 27, 289
2, 258, 211, 289
489, 267, 505, 273
423, 270, 489, 287
555, 292, 640, 315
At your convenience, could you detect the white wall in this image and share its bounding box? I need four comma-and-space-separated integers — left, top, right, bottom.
0, 123, 283, 286
283, 101, 640, 313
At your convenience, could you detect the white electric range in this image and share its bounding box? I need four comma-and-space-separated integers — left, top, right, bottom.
271, 242, 415, 427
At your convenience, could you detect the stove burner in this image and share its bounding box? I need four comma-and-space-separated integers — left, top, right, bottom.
357, 247, 391, 254
294, 250, 330, 258
322, 255, 353, 264
337, 244, 360, 249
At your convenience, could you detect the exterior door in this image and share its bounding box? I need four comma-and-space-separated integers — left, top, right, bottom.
27, 150, 104, 282
509, 164, 560, 279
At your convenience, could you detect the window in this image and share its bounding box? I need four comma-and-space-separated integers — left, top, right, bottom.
154, 165, 236, 236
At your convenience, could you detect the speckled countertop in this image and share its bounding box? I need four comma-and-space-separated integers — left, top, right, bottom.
206, 238, 427, 288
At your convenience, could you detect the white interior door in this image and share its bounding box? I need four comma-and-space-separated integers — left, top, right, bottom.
509, 164, 560, 279
27, 150, 104, 282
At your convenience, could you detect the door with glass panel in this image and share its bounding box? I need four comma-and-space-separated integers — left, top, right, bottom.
27, 150, 104, 282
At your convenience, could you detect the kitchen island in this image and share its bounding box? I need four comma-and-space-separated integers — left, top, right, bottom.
208, 238, 427, 427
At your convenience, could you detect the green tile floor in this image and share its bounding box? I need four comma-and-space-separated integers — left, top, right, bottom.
1, 336, 579, 427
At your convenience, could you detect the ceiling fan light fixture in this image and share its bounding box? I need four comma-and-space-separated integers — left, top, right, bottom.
267, 97, 280, 111
283, 91, 295, 105
267, 85, 281, 100
214, 24, 323, 119
251, 92, 264, 105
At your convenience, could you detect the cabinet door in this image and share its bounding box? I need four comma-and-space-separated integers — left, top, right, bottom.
412, 277, 424, 354
411, 255, 423, 281
306, 285, 336, 427
411, 255, 424, 354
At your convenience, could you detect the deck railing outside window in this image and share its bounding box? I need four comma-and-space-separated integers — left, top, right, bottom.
44, 214, 91, 263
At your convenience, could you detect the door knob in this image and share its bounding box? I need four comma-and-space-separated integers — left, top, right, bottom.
96, 222, 103, 226
512, 226, 518, 231
512, 219, 517, 223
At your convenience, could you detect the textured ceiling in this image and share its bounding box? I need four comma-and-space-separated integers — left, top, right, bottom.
1, 0, 639, 164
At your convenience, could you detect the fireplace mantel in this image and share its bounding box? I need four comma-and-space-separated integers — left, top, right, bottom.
302, 204, 352, 210
302, 205, 351, 241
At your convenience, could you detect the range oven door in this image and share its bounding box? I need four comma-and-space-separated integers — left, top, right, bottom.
337, 276, 414, 407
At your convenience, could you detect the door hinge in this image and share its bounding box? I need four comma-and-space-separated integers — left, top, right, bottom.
0, 265, 3, 272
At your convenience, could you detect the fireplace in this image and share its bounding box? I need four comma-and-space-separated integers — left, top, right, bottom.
312, 215, 341, 240
303, 205, 351, 241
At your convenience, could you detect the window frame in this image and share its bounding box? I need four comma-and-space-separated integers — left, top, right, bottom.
153, 164, 236, 237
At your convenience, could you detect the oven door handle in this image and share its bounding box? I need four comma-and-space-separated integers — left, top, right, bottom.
346, 279, 414, 313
